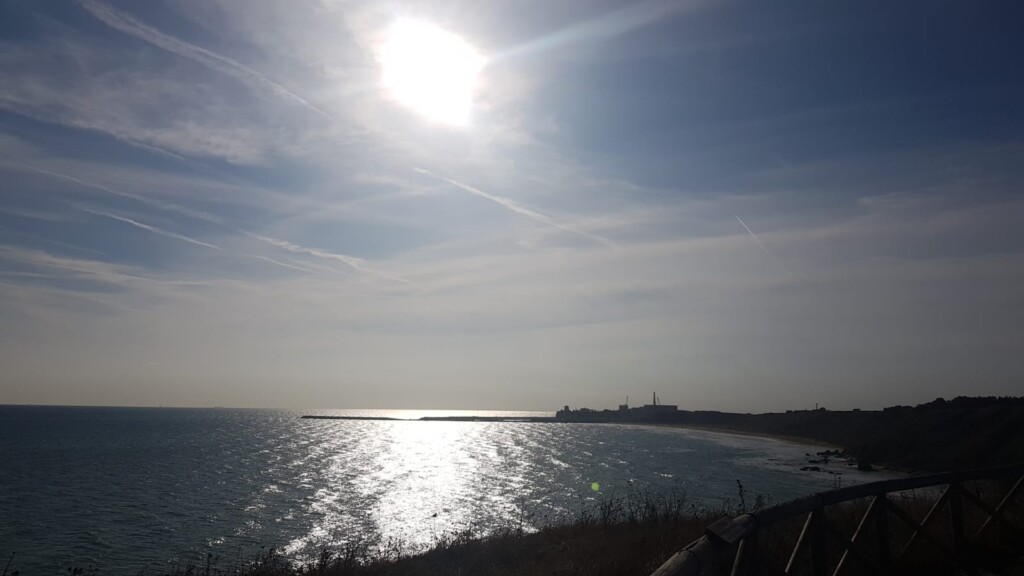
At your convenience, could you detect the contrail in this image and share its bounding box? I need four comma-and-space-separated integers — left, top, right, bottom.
20, 165, 322, 274
250, 234, 418, 287
248, 254, 316, 274
250, 234, 366, 272
416, 168, 617, 248
19, 165, 350, 276
16, 163, 223, 225
82, 208, 224, 251
78, 0, 333, 120
735, 215, 789, 274
88, 211, 324, 274
734, 215, 771, 256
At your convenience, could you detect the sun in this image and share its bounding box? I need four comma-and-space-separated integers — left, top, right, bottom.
378, 20, 484, 126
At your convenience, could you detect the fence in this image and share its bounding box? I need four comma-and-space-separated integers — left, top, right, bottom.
650, 462, 1024, 576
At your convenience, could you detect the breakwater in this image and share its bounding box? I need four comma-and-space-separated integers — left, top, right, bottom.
300, 414, 557, 422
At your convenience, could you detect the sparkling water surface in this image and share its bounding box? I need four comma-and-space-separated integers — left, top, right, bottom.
0, 406, 893, 574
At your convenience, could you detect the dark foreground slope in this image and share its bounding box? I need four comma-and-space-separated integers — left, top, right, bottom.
125, 491, 1023, 576
81, 486, 1021, 576
652, 396, 1024, 472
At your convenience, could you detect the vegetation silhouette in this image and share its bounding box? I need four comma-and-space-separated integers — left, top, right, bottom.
647, 396, 1024, 472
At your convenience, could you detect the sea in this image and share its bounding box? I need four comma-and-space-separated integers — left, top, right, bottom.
0, 406, 894, 574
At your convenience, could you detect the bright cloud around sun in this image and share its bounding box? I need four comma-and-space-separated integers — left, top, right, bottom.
378, 20, 485, 126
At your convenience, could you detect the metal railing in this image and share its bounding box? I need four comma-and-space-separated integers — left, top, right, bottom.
650, 463, 1024, 576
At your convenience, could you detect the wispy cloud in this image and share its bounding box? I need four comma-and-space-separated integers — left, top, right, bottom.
77, 0, 333, 120
0, 245, 137, 286
415, 168, 618, 248
0, 246, 240, 319
1, 1, 1020, 410
0, 205, 75, 223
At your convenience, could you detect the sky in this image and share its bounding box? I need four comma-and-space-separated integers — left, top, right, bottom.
0, 0, 1022, 412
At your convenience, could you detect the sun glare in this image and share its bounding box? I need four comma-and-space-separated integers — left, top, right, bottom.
379, 20, 484, 126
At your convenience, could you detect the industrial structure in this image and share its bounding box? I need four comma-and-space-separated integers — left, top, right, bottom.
556, 392, 679, 422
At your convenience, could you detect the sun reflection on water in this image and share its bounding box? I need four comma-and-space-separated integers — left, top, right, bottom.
0, 408, 907, 573
271, 414, 897, 565
283, 420, 564, 558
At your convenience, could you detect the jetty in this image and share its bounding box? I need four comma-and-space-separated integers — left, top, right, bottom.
302, 392, 680, 424
300, 414, 556, 422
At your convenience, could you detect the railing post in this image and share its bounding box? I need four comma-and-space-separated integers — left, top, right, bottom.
730, 535, 756, 576
785, 512, 814, 575
975, 472, 1024, 540
810, 507, 827, 576
949, 482, 964, 553
875, 495, 891, 573
650, 463, 1024, 576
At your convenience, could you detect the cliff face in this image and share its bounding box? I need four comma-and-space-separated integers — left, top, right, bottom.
657, 397, 1024, 472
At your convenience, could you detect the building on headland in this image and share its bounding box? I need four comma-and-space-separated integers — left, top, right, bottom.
633, 391, 677, 415
556, 392, 678, 422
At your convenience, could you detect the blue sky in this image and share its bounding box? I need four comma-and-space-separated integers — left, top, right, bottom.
1, 0, 1022, 410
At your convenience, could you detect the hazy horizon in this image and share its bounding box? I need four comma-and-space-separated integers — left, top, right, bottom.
0, 392, 1006, 413
1, 1, 1022, 412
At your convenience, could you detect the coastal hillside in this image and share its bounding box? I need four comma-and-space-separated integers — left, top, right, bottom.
652, 396, 1024, 472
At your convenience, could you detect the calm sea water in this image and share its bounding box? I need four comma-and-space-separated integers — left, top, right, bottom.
0, 406, 891, 574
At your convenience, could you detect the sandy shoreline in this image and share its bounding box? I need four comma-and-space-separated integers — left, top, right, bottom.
645, 422, 843, 450
642, 422, 919, 476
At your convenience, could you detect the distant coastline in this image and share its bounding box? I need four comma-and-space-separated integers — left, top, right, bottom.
302, 395, 1024, 473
